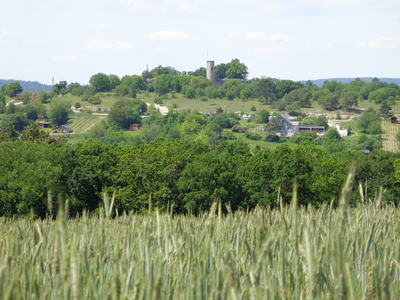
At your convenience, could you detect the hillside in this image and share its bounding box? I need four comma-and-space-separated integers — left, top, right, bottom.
0, 79, 53, 93
302, 77, 400, 87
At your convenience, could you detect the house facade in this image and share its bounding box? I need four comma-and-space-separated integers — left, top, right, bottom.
56, 125, 72, 133
278, 113, 326, 136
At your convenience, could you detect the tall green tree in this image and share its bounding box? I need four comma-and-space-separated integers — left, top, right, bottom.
48, 101, 70, 126
153, 74, 170, 96
225, 59, 248, 79
89, 73, 111, 92
0, 81, 23, 97
108, 98, 145, 129
340, 91, 358, 110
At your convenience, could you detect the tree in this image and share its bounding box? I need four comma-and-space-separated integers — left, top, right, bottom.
153, 74, 170, 96
0, 81, 23, 97
321, 93, 339, 110
253, 78, 277, 103
185, 87, 196, 99
214, 63, 229, 79
315, 115, 328, 129
324, 128, 343, 153
25, 104, 38, 120
20, 92, 32, 104
358, 108, 382, 134
1, 113, 29, 132
225, 59, 248, 79
108, 74, 121, 90
379, 100, 392, 118
54, 81, 67, 91
275, 80, 304, 99
259, 110, 270, 123
189, 67, 206, 77
49, 101, 71, 126
6, 103, 18, 114
108, 98, 145, 129
369, 88, 388, 104
89, 73, 111, 92
340, 91, 358, 110
240, 88, 252, 100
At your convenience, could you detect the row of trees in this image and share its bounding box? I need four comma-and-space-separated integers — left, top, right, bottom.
1, 133, 399, 218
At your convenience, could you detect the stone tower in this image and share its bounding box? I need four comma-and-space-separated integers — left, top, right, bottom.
206, 60, 217, 85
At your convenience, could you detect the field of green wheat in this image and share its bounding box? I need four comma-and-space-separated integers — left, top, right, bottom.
0, 173, 399, 300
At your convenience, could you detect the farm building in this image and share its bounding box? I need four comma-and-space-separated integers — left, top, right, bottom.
36, 120, 51, 128
328, 122, 349, 137
56, 125, 72, 133
278, 113, 325, 136
391, 116, 398, 124
129, 124, 141, 131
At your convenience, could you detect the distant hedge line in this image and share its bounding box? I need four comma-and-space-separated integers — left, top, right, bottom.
0, 138, 399, 218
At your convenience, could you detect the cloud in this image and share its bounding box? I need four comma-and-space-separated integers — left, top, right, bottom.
301, 44, 313, 50
53, 55, 78, 63
96, 24, 106, 31
245, 32, 267, 42
152, 47, 168, 54
85, 39, 114, 51
149, 30, 194, 41
252, 46, 289, 54
324, 0, 374, 6
225, 33, 240, 40
269, 34, 296, 43
85, 39, 135, 52
115, 41, 136, 52
1, 30, 9, 37
322, 43, 332, 49
164, 0, 196, 13
245, 33, 295, 43
120, 0, 152, 12
356, 36, 400, 49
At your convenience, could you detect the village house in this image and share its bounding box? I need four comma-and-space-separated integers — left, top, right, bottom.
36, 120, 51, 128
278, 113, 326, 136
328, 122, 349, 137
129, 123, 141, 131
56, 125, 72, 134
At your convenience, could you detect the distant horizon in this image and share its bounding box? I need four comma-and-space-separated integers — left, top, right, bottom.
1, 76, 400, 88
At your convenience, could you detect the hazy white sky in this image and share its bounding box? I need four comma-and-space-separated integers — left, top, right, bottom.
1, 0, 399, 85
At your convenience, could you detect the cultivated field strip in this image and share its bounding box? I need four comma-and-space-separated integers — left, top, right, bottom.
0, 202, 399, 299
382, 120, 399, 152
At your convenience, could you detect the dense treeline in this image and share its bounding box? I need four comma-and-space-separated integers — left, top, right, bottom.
1, 127, 400, 218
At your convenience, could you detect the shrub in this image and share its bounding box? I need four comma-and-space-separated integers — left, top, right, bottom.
226, 91, 235, 100
154, 97, 163, 104
245, 132, 262, 140
88, 96, 102, 105
264, 133, 280, 142
171, 91, 177, 98
250, 105, 256, 111
222, 131, 237, 140
232, 125, 247, 133
201, 97, 208, 102
75, 102, 81, 109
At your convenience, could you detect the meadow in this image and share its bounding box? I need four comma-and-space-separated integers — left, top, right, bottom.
1, 173, 399, 299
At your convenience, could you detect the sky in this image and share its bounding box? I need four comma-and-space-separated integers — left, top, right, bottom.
1, 0, 399, 85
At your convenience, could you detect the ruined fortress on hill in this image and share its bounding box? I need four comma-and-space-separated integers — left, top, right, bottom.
206, 61, 248, 87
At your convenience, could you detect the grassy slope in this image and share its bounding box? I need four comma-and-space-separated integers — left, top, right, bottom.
1, 91, 398, 150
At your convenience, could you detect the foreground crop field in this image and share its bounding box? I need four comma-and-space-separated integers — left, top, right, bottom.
1, 197, 399, 299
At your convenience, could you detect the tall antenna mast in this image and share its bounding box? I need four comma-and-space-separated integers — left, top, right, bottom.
52, 76, 55, 86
